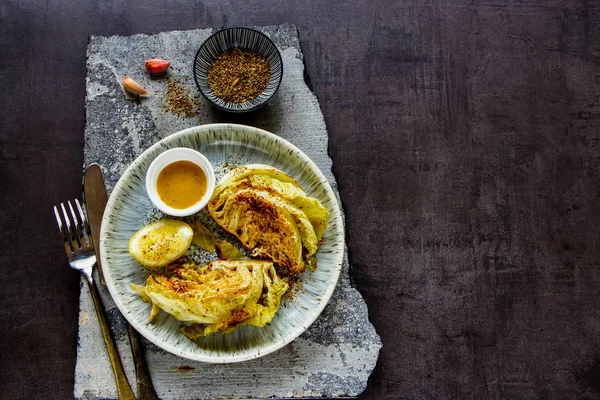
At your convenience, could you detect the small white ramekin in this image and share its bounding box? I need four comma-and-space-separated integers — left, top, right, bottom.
145, 147, 215, 217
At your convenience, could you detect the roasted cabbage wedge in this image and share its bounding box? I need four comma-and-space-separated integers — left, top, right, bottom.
208, 165, 329, 273
210, 187, 306, 273
231, 174, 329, 243
130, 260, 288, 338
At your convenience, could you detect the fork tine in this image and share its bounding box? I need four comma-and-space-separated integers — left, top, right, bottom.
67, 201, 84, 250
53, 205, 64, 236
54, 205, 73, 253
75, 198, 92, 247
59, 203, 76, 252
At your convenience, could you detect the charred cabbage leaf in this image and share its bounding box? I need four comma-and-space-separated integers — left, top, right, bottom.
216, 239, 247, 260
130, 260, 288, 338
191, 220, 217, 253
212, 164, 302, 199
208, 165, 329, 273
210, 187, 305, 273
230, 174, 329, 243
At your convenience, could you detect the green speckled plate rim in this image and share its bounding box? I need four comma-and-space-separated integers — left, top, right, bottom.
100, 123, 344, 363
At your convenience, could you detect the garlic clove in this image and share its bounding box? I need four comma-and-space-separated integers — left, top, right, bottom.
121, 76, 148, 96
145, 58, 170, 75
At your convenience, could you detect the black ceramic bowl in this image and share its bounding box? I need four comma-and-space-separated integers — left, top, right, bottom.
193, 27, 283, 113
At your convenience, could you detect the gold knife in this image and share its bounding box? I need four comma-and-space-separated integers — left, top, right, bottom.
83, 164, 108, 285
84, 163, 160, 400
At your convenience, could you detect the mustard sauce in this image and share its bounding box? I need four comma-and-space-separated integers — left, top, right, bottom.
157, 161, 207, 209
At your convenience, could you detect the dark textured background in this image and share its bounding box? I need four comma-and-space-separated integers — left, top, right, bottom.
1, 1, 600, 399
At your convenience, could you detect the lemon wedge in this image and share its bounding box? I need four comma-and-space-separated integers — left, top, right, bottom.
128, 220, 193, 268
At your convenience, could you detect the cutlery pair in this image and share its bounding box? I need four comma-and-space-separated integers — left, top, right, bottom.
53, 164, 158, 400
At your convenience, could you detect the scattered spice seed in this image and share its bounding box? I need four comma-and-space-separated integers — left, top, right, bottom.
207, 48, 270, 103
281, 272, 303, 302
163, 78, 201, 118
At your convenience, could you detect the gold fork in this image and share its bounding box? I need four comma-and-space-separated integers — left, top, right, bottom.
54, 199, 136, 400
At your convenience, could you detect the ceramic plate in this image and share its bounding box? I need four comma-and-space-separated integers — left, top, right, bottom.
100, 123, 344, 363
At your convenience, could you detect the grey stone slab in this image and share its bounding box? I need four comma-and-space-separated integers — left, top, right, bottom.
78, 24, 381, 399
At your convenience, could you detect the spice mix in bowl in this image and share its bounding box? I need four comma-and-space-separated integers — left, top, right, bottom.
193, 27, 283, 112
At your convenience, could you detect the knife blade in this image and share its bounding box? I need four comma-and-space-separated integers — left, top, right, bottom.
83, 163, 108, 285
83, 163, 159, 400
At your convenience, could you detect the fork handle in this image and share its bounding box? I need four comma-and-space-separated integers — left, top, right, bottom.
85, 275, 137, 400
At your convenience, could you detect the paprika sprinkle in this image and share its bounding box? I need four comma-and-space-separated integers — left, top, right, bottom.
207, 48, 271, 103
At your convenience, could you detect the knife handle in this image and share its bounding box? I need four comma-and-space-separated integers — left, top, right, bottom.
85, 274, 136, 400
128, 323, 160, 400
